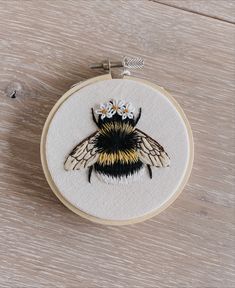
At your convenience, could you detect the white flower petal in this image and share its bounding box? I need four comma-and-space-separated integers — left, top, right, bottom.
118, 100, 125, 107
112, 99, 118, 106
100, 103, 106, 109
117, 109, 123, 116
126, 103, 135, 113
96, 109, 105, 115
106, 102, 112, 110
128, 113, 134, 119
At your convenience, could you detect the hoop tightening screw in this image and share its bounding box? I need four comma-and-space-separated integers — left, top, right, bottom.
90, 56, 144, 72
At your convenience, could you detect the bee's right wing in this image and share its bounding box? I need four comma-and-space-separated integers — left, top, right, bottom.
136, 128, 170, 167
64, 131, 99, 170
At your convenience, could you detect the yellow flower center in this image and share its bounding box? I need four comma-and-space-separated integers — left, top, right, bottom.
101, 109, 107, 114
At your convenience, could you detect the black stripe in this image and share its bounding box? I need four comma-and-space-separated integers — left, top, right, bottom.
94, 160, 143, 178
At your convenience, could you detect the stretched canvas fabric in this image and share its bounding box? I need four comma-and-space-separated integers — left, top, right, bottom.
46, 79, 190, 221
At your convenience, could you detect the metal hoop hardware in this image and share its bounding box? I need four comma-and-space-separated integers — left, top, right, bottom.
90, 56, 144, 76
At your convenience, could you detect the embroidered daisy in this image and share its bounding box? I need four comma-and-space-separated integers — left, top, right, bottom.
110, 99, 125, 116
121, 102, 135, 120
95, 102, 112, 120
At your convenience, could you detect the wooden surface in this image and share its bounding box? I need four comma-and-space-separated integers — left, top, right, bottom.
156, 0, 235, 23
0, 0, 234, 287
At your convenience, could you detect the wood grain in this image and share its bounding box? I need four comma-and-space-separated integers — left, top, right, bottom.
0, 0, 234, 287
155, 0, 235, 23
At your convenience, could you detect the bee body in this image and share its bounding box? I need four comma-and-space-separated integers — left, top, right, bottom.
64, 100, 170, 184
93, 117, 144, 182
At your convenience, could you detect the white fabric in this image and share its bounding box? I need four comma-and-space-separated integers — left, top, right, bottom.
46, 79, 190, 221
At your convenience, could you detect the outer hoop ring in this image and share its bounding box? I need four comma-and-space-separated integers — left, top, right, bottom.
40, 74, 194, 225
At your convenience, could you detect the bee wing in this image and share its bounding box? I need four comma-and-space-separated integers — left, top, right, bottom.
64, 131, 99, 170
136, 128, 170, 167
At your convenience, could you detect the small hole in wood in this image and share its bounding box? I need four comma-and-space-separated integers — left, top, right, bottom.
5, 82, 23, 99
9, 90, 17, 98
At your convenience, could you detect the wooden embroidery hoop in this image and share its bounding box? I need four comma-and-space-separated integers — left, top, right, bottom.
40, 74, 194, 225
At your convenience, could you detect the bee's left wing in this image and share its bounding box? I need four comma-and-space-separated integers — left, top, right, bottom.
64, 131, 99, 170
136, 128, 170, 167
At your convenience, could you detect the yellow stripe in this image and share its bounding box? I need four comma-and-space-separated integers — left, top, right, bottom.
97, 149, 139, 165
100, 122, 134, 135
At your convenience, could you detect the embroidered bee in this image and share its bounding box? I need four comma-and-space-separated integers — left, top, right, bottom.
64, 100, 170, 184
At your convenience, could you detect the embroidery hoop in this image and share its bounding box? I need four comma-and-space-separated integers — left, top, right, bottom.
41, 73, 194, 225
